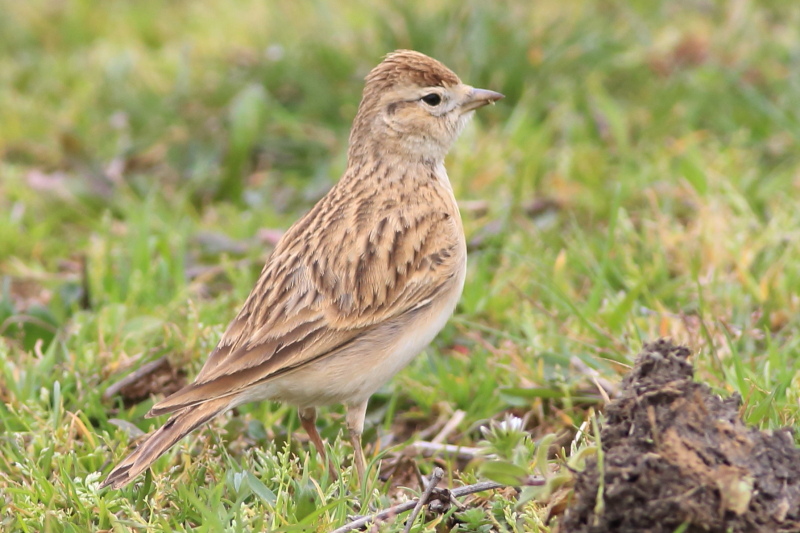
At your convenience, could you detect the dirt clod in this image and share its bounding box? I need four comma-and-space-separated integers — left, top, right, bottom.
103, 356, 186, 407
561, 339, 800, 533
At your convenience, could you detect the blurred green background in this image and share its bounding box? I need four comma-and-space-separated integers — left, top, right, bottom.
2, 0, 800, 531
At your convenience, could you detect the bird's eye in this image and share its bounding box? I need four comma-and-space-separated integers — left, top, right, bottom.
421, 93, 442, 106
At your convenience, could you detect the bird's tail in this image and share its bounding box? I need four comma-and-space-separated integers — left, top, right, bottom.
100, 397, 232, 489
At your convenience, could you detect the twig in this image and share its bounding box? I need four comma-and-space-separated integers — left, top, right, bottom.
102, 356, 170, 400
415, 409, 451, 441
420, 467, 464, 511
408, 441, 495, 461
431, 410, 466, 444
403, 467, 444, 533
330, 479, 541, 533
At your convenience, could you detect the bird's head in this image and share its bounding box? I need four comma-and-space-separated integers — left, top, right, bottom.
348, 50, 504, 164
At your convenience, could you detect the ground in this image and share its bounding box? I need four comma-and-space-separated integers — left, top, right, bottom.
562, 340, 800, 533
1, 1, 800, 531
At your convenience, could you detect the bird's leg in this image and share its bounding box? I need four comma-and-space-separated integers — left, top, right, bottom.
299, 407, 337, 479
345, 400, 369, 483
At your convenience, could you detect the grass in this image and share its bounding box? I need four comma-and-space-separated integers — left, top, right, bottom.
2, 0, 800, 530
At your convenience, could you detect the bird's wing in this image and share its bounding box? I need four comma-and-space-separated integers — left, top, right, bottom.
149, 185, 463, 416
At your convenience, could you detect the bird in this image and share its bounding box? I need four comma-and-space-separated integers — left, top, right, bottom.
101, 49, 503, 489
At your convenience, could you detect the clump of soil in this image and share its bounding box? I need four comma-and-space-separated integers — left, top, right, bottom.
103, 356, 186, 407
561, 339, 800, 533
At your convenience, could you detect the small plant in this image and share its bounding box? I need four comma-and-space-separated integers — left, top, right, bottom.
478, 413, 600, 509
454, 507, 494, 532
477, 414, 540, 494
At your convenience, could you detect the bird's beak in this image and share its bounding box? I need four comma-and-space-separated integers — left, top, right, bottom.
460, 87, 505, 113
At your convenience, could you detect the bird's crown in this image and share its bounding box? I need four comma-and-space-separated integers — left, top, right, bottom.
365, 50, 461, 91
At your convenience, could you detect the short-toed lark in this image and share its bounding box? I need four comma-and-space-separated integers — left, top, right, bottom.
102, 50, 503, 489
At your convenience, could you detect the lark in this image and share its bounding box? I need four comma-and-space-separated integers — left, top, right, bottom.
101, 50, 503, 489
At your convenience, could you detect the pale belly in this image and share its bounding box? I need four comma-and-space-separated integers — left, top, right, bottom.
238, 264, 466, 409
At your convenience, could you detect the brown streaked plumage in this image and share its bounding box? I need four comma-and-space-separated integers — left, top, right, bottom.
101, 50, 503, 489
